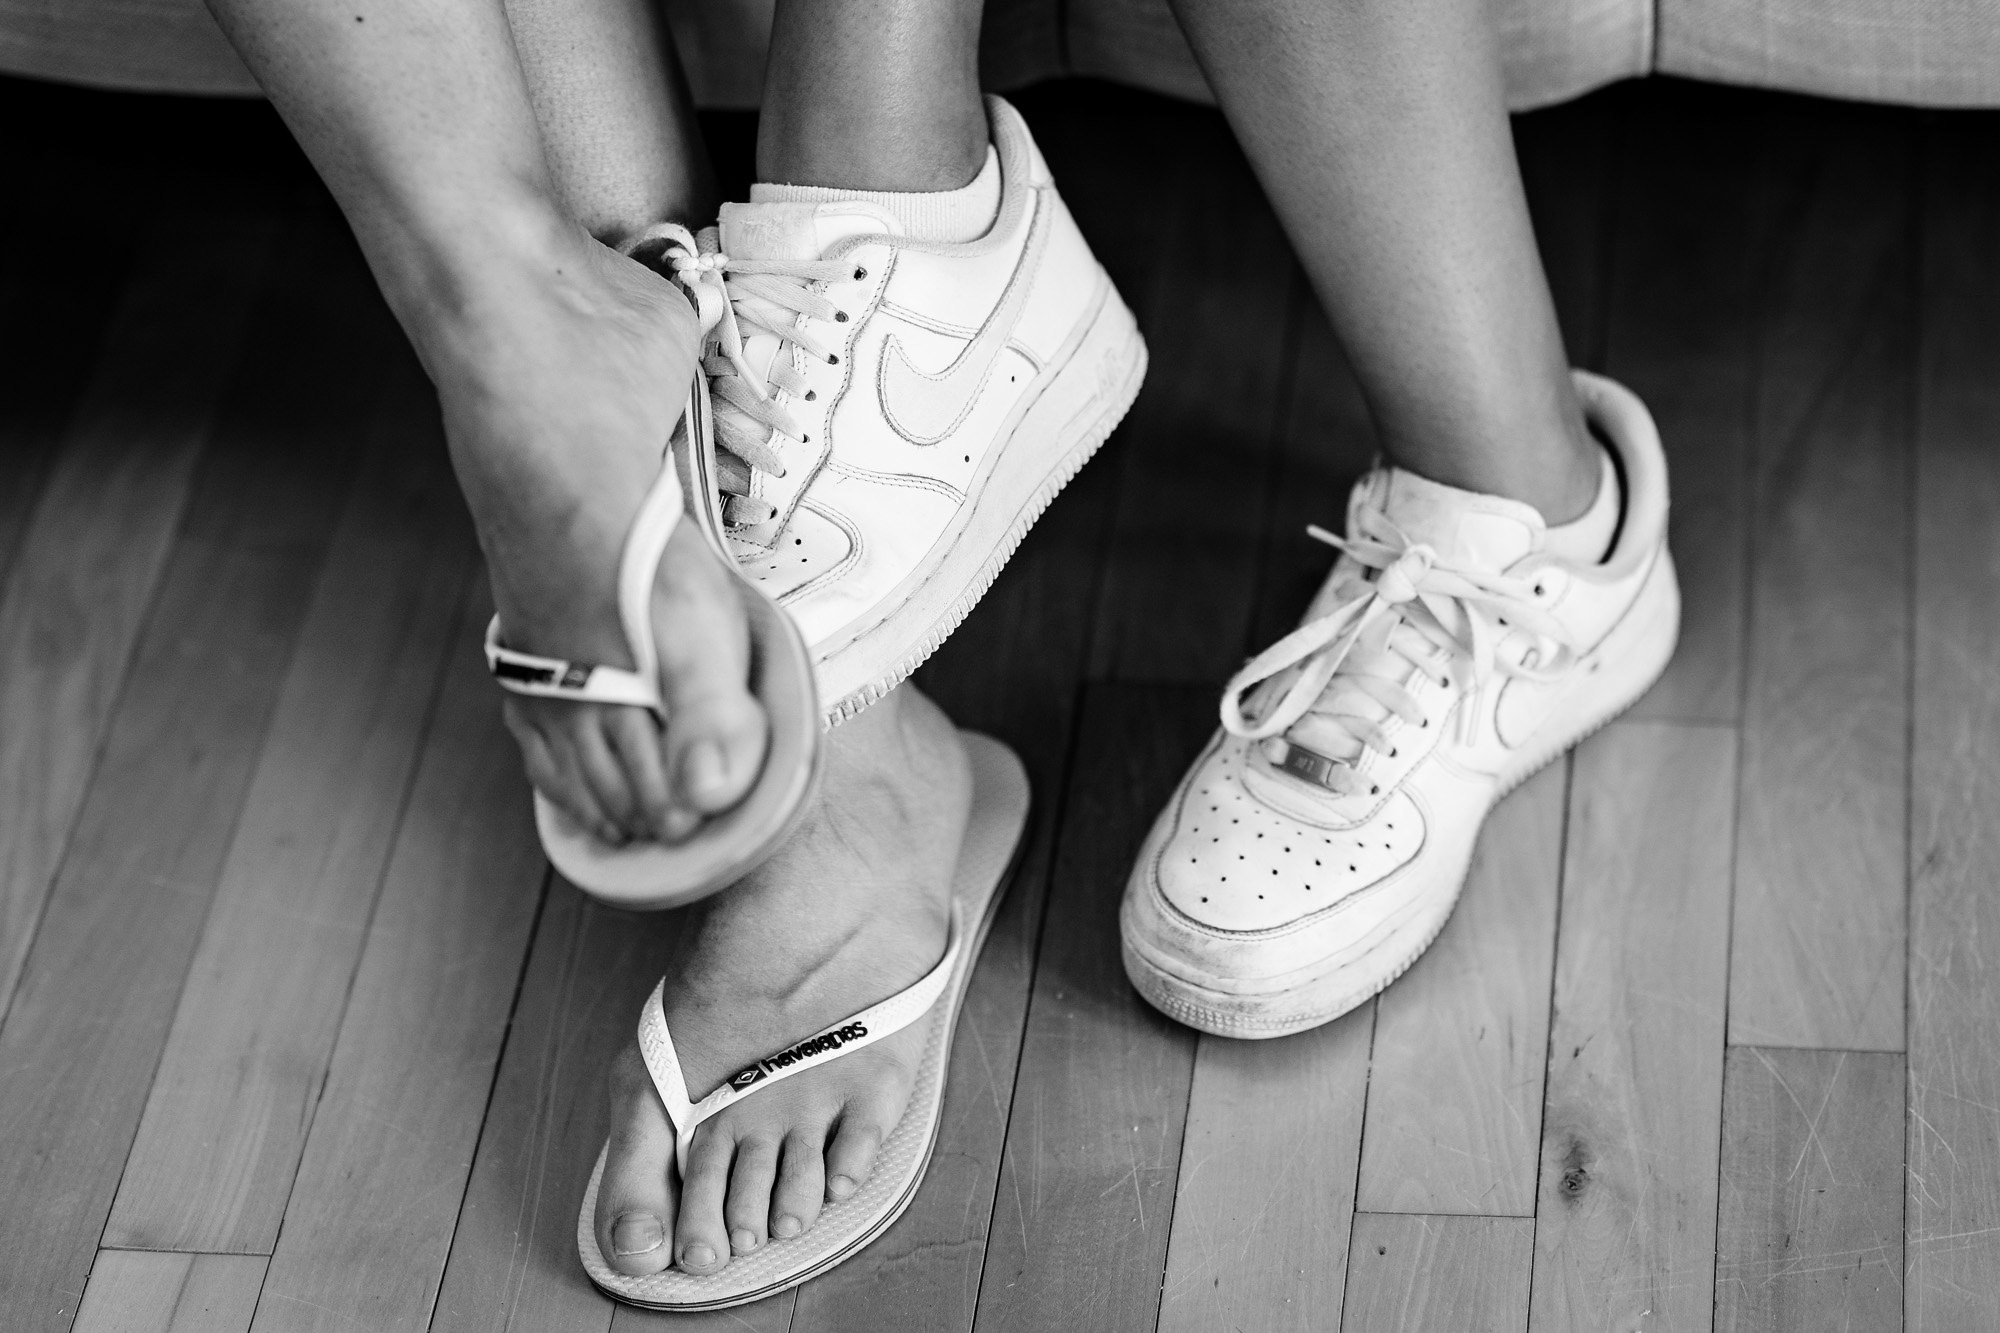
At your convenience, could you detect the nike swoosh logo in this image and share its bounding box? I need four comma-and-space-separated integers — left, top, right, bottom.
877, 193, 1048, 446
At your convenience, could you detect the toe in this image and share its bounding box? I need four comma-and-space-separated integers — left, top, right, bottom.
653, 526, 769, 817
824, 1114, 889, 1204
505, 701, 624, 846
769, 1126, 827, 1238
603, 707, 679, 841
674, 1123, 735, 1274
594, 1046, 678, 1276
572, 712, 644, 840
723, 1135, 780, 1255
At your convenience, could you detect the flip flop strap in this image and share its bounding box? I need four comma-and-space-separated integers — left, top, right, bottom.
482, 383, 699, 713
637, 905, 965, 1180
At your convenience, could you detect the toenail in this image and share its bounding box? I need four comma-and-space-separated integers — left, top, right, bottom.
685, 740, 729, 802
731, 1227, 759, 1253
682, 1242, 716, 1270
773, 1214, 802, 1238
828, 1175, 857, 1200
612, 1212, 664, 1256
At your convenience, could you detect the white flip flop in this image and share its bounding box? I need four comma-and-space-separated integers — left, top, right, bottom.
575, 731, 1031, 1310
484, 249, 823, 909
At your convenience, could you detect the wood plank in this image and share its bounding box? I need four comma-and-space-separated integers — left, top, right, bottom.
1155, 1013, 1372, 1333
1728, 101, 1916, 1052
0, 206, 279, 1023
1906, 111, 2000, 1332
1356, 761, 1564, 1217
1084, 112, 1302, 686
1340, 1213, 1533, 1333
0, 207, 384, 1332
970, 684, 1211, 1333
1604, 84, 1759, 725
426, 881, 628, 1333
72, 1253, 266, 1333
0, 199, 139, 591
1528, 721, 1735, 1331
105, 357, 474, 1252
612, 1290, 793, 1333
246, 573, 544, 1333
1714, 1047, 1903, 1332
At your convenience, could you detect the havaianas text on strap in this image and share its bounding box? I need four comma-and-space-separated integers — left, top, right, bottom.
724, 1022, 871, 1092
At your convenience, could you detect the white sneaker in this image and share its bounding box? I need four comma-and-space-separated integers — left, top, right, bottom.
669, 96, 1147, 724
1120, 371, 1680, 1038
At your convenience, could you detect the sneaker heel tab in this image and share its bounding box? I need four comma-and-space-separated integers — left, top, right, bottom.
1569, 369, 1670, 571
983, 95, 1051, 188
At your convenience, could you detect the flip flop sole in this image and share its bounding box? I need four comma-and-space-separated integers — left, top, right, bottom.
576, 730, 1031, 1308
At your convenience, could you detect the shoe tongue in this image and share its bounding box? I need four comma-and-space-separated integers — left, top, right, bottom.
1365, 467, 1544, 571
719, 199, 903, 261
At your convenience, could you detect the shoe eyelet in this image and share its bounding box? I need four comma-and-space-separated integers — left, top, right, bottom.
827, 354, 840, 365
835, 311, 849, 323
1370, 786, 1380, 795
853, 266, 867, 280
805, 390, 816, 401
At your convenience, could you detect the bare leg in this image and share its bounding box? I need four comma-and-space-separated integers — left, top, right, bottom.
758, 0, 987, 191
502, 0, 714, 242
592, 0, 993, 1278
202, 0, 766, 842
1168, 0, 1599, 521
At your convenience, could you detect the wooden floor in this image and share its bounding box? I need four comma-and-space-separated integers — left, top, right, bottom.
3, 72, 1998, 1332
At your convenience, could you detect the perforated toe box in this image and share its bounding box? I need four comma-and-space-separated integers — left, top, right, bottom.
1154, 734, 1425, 934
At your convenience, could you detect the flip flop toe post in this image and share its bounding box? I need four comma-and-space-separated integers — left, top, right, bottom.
577, 732, 1031, 1310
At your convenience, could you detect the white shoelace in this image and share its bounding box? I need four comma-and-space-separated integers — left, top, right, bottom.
1219, 507, 1576, 794
625, 222, 853, 531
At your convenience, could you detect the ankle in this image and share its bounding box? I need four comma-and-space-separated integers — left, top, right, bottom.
1375, 382, 1600, 525
755, 105, 987, 194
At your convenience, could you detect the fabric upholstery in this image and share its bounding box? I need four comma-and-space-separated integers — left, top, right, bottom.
2, 0, 1996, 110
1661, 0, 2000, 106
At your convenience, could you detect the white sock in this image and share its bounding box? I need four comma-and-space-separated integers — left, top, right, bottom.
749, 146, 1002, 244
1544, 448, 1621, 564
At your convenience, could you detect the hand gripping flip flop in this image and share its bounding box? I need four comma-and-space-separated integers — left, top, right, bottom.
576, 732, 1031, 1309
484, 228, 822, 909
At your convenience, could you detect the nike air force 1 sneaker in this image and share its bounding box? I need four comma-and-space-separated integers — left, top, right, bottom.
1121, 372, 1680, 1038
673, 96, 1147, 724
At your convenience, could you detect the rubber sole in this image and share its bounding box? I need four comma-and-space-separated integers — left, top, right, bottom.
1124, 545, 1683, 1039
815, 275, 1148, 726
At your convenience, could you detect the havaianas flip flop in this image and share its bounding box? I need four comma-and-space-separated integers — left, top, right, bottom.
575, 731, 1030, 1309
485, 228, 822, 909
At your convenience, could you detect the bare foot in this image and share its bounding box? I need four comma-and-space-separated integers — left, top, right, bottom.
417, 217, 767, 843
590, 683, 971, 1275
